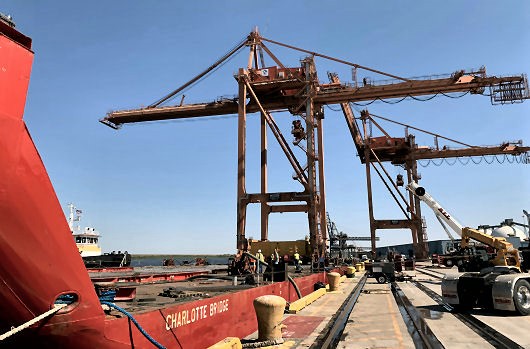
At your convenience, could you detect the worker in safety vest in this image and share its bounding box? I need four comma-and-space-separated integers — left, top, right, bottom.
273, 248, 280, 264
255, 249, 265, 273
294, 251, 302, 271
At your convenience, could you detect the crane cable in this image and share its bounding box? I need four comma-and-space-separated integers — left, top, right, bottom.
367, 112, 476, 148
259, 35, 411, 82
418, 153, 528, 167
349, 91, 470, 107
148, 35, 249, 108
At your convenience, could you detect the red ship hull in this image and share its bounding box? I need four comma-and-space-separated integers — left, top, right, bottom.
0, 20, 328, 348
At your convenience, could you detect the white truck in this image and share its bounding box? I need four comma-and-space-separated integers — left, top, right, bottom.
407, 182, 530, 315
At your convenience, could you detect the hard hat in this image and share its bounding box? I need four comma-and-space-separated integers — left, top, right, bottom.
258, 249, 262, 253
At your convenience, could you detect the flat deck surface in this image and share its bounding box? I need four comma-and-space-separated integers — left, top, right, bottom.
114, 277, 251, 313
104, 265, 309, 314
242, 263, 530, 349
337, 280, 414, 349
244, 274, 414, 348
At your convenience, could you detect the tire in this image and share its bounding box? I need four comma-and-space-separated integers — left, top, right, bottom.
444, 259, 453, 268
513, 279, 530, 316
376, 273, 388, 284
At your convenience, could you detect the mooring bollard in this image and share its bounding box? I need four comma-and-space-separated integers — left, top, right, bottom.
345, 266, 356, 278
355, 263, 362, 272
253, 295, 286, 341
327, 272, 340, 291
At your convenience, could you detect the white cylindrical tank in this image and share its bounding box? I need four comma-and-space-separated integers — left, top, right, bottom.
491, 226, 526, 241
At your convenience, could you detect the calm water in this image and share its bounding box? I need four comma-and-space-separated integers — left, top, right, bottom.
131, 255, 230, 267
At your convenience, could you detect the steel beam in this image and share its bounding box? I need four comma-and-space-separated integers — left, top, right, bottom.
373, 219, 419, 230
316, 110, 328, 254
269, 204, 308, 213
314, 76, 528, 105
260, 111, 268, 241
244, 192, 310, 204
101, 74, 528, 128
236, 69, 247, 251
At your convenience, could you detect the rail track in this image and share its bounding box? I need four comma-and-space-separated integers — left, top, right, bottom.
315, 267, 526, 348
391, 282, 444, 348
312, 274, 367, 349
414, 266, 525, 349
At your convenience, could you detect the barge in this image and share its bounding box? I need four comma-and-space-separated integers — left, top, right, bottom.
0, 17, 330, 349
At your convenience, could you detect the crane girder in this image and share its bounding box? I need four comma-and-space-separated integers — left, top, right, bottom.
101, 69, 528, 129
402, 144, 530, 162
364, 141, 530, 164
314, 75, 527, 105
101, 90, 302, 128
100, 100, 239, 128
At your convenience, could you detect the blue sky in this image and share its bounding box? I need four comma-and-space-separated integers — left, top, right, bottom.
4, 1, 529, 254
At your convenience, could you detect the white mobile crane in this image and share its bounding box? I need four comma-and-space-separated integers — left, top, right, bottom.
407, 182, 530, 315
407, 182, 522, 271
407, 182, 481, 268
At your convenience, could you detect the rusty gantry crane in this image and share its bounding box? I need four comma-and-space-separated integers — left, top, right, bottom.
335, 103, 530, 259
101, 29, 529, 260
328, 71, 529, 259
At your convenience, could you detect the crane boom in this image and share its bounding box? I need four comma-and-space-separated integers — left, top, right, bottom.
461, 227, 521, 269
101, 67, 529, 128
314, 74, 528, 105
408, 182, 521, 269
406, 181, 464, 237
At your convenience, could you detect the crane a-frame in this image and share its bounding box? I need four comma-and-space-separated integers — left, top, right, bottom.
101, 30, 529, 260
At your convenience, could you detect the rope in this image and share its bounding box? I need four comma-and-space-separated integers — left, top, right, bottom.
100, 301, 166, 349
0, 303, 67, 341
